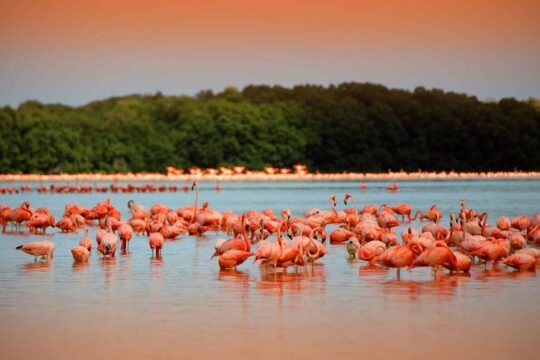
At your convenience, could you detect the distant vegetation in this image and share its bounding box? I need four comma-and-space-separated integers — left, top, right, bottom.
1, 83, 539, 173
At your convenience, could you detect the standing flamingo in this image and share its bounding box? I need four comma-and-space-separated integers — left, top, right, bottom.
98, 217, 118, 258
408, 241, 458, 278
117, 223, 133, 251
16, 241, 55, 262
217, 221, 253, 270
79, 227, 92, 251
369, 242, 422, 279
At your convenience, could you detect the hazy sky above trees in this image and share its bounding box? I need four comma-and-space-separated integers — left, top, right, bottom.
1, 0, 539, 106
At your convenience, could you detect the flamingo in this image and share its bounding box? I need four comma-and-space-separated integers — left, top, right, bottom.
254, 220, 286, 271
471, 238, 510, 269
127, 200, 146, 215
0, 205, 12, 232
496, 216, 511, 230
409, 241, 458, 278
511, 215, 531, 232
211, 214, 250, 258
149, 232, 164, 257
79, 227, 93, 251
329, 228, 355, 244
515, 248, 540, 261
444, 252, 472, 274
412, 205, 442, 223
217, 218, 253, 270
369, 242, 422, 278
508, 231, 526, 251
290, 227, 328, 263
344, 193, 359, 227
503, 253, 536, 272
358, 240, 387, 261
97, 217, 118, 258
16, 241, 55, 262
385, 182, 399, 192
380, 203, 413, 222
9, 201, 33, 232
71, 246, 90, 263
117, 223, 133, 251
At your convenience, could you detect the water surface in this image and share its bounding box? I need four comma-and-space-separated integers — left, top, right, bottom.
0, 180, 539, 360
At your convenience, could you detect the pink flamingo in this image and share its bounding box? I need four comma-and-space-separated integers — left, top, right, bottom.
97, 217, 118, 258
79, 227, 92, 251
503, 253, 536, 272
409, 241, 458, 278
16, 241, 55, 262
149, 232, 164, 257
71, 246, 90, 263
369, 242, 422, 279
358, 240, 387, 261
117, 223, 133, 251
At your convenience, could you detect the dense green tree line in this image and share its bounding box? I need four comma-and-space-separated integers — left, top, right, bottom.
1, 82, 539, 173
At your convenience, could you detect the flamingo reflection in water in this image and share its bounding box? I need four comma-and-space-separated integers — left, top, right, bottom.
378, 273, 470, 301
19, 260, 53, 273
99, 257, 117, 288
256, 263, 327, 296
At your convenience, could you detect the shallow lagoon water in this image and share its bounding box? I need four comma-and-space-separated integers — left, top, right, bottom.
0, 180, 539, 360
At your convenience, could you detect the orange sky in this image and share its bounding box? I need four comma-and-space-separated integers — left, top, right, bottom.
1, 0, 539, 105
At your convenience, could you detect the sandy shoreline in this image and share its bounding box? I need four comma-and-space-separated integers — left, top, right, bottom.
0, 171, 539, 182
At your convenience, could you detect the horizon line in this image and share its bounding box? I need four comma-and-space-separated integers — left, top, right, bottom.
2, 81, 539, 109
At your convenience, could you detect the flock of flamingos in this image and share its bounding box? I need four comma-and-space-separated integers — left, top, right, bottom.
2, 181, 540, 278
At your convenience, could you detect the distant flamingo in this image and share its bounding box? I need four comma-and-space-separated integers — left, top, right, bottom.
9, 201, 33, 232
412, 205, 442, 223
380, 203, 413, 222
127, 200, 146, 215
